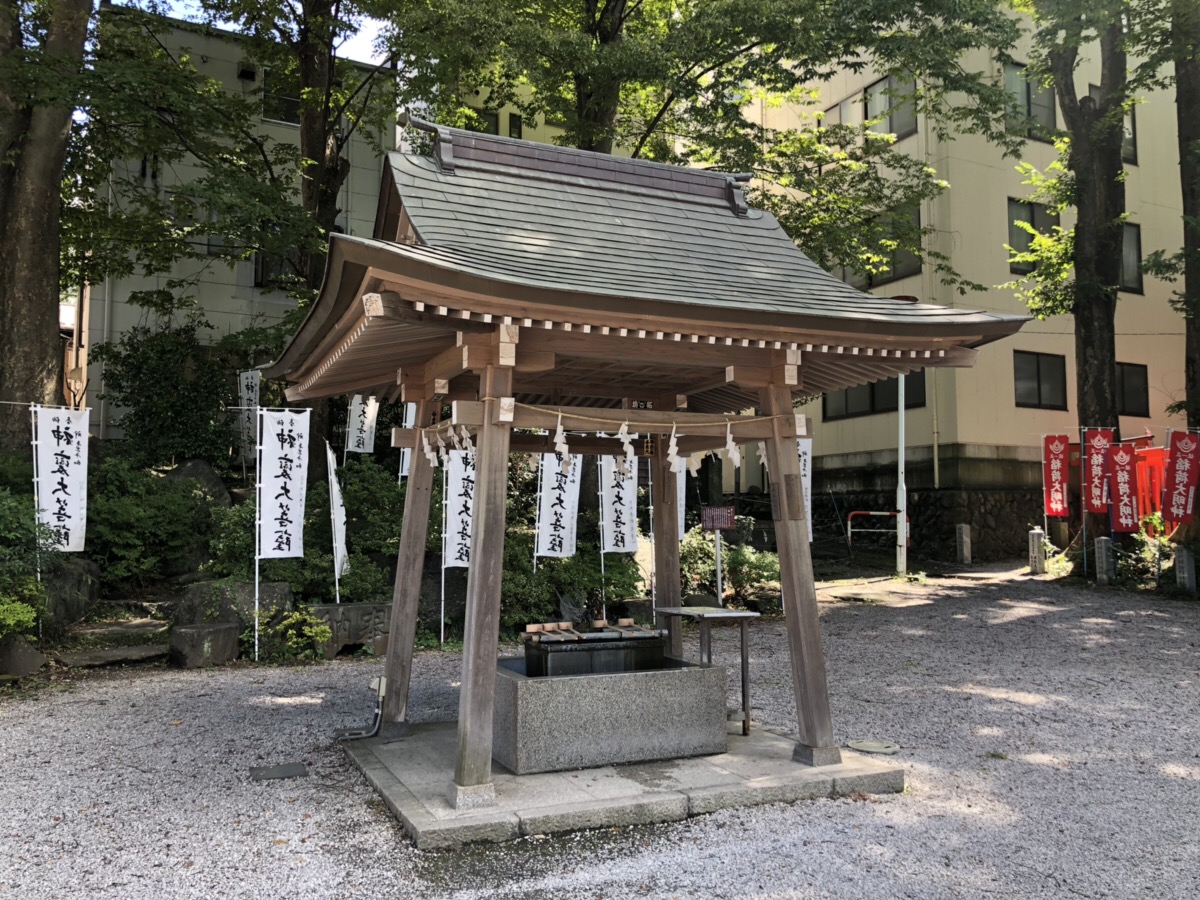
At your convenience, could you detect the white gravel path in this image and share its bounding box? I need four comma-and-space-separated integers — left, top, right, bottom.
2, 566, 1199, 899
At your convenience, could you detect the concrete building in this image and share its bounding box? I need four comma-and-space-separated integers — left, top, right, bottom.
81, 17, 396, 438
733, 44, 1184, 555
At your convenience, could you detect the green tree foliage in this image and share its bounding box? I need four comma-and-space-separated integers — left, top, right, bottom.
90, 312, 235, 468
382, 0, 1021, 285
0, 489, 56, 640
84, 456, 216, 596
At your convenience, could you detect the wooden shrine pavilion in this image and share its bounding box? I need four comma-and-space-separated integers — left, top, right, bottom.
264, 119, 1026, 809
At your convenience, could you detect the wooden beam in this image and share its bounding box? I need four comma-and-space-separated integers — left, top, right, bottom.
381, 399, 436, 729
451, 365, 513, 806
519, 328, 773, 369
759, 377, 840, 767
362, 291, 492, 332
448, 401, 802, 438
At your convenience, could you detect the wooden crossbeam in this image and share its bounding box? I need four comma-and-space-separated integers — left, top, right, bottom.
445, 401, 803, 438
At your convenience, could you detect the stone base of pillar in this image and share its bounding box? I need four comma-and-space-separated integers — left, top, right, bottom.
447, 781, 497, 811
793, 744, 843, 767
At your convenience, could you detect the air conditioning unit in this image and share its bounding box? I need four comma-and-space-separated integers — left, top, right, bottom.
237, 62, 257, 82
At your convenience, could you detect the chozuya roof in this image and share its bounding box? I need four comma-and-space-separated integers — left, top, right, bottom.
265, 119, 1027, 409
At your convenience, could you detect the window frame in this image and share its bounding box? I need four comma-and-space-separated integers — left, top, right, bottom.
261, 68, 302, 126
467, 109, 500, 135
1004, 62, 1056, 142
822, 370, 927, 422
1088, 84, 1137, 165
1115, 362, 1150, 418
507, 112, 523, 139
1121, 222, 1143, 294
1013, 350, 1068, 411
864, 76, 918, 141
1008, 198, 1060, 275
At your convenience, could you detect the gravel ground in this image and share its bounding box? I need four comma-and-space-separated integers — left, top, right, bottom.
2, 565, 1199, 899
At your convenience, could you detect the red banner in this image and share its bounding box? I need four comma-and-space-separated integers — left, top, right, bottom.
1082, 429, 1113, 514
1108, 444, 1140, 533
1043, 434, 1070, 518
1163, 431, 1200, 525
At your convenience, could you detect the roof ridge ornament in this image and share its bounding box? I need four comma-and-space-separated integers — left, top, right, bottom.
402, 113, 455, 173
725, 173, 751, 217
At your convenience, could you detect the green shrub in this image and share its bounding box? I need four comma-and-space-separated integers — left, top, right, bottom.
90, 314, 235, 469
679, 516, 779, 604
338, 456, 407, 556
0, 451, 33, 495
84, 457, 215, 596
207, 479, 391, 605
0, 488, 56, 640
245, 609, 332, 663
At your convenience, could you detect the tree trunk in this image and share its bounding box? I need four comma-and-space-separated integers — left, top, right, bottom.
572, 0, 628, 154
1048, 21, 1126, 435
0, 0, 91, 449
1174, 1, 1200, 428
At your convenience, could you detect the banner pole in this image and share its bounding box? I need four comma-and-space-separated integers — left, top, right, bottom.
254, 408, 263, 661
535, 453, 544, 573
29, 405, 42, 641
648, 456, 656, 615
440, 464, 447, 645
1041, 433, 1049, 538
327, 441, 342, 605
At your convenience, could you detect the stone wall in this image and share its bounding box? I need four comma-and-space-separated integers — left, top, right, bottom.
811, 488, 1044, 562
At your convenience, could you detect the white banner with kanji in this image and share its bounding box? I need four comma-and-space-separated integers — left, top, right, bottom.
238, 370, 260, 461
398, 402, 417, 479
346, 394, 380, 454
599, 456, 638, 553
798, 438, 813, 542
536, 453, 581, 557
258, 410, 309, 559
325, 442, 348, 578
443, 449, 476, 568
33, 406, 89, 552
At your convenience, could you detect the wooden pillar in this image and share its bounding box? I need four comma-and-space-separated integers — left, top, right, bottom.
450, 364, 512, 808
651, 435, 683, 657
380, 399, 435, 731
759, 381, 841, 766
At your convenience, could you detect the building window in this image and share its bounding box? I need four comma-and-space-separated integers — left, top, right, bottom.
262, 68, 302, 125
508, 112, 523, 139
865, 76, 917, 140
823, 370, 926, 421
1088, 85, 1137, 164
1014, 350, 1067, 410
823, 95, 861, 128
1121, 222, 1143, 293
254, 250, 300, 289
835, 205, 922, 288
1004, 62, 1055, 140
468, 109, 499, 135
1008, 199, 1059, 274
1116, 363, 1150, 417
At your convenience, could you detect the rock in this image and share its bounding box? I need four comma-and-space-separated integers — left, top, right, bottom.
0, 635, 47, 678
174, 579, 293, 628
41, 557, 100, 629
53, 645, 168, 668
169, 623, 240, 668
164, 459, 232, 508
308, 603, 392, 659
682, 593, 718, 607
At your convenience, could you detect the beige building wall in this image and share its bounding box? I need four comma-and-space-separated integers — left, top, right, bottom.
767, 46, 1185, 488
86, 22, 395, 437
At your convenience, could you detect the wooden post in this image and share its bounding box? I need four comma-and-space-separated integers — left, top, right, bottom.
450, 364, 512, 808
651, 435, 683, 658
380, 399, 435, 732
759, 381, 841, 766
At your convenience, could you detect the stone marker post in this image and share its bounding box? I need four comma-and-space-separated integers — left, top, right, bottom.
1095, 537, 1115, 585
1176, 546, 1197, 594
1028, 528, 1046, 575
956, 524, 972, 565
